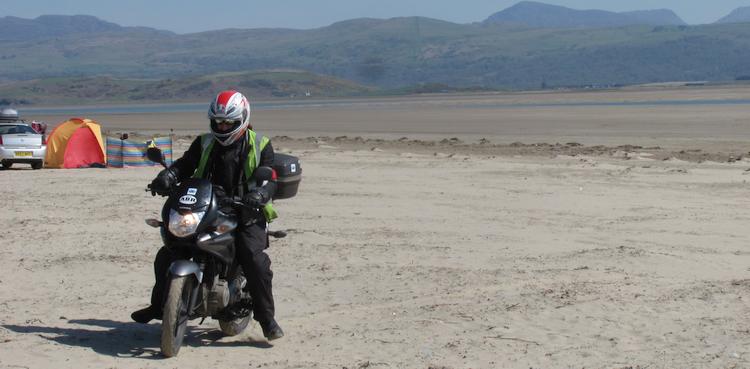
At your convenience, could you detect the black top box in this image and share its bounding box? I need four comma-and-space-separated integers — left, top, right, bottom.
271, 153, 301, 200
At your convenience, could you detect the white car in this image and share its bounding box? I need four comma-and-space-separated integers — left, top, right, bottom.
0, 122, 47, 169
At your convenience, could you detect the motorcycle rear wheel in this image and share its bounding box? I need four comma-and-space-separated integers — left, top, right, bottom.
219, 315, 251, 336
161, 275, 192, 357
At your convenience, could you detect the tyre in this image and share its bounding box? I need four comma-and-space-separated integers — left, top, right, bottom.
161, 275, 193, 357
1, 160, 12, 169
219, 315, 251, 336
31, 161, 43, 170
219, 275, 251, 336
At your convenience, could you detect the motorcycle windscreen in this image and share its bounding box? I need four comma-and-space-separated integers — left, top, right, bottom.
169, 178, 213, 212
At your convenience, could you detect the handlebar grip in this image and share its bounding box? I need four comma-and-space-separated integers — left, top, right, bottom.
146, 183, 171, 197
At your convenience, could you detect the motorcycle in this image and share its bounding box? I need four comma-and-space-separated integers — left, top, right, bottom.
144, 147, 283, 357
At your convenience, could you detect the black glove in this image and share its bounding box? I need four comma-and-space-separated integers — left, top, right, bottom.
150, 168, 178, 196
242, 187, 270, 208
213, 186, 236, 210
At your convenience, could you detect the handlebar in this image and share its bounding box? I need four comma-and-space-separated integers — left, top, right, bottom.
145, 184, 171, 197
144, 183, 285, 238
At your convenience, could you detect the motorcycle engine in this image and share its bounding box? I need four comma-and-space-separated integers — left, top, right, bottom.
206, 278, 230, 315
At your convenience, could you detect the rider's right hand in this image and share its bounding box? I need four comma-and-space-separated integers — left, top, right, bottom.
150, 168, 178, 196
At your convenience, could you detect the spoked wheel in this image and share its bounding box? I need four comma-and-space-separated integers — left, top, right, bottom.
161, 275, 193, 357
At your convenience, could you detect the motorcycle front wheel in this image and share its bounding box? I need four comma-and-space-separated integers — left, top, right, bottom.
161, 275, 193, 357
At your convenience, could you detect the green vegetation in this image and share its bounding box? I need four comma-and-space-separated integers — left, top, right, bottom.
0, 70, 376, 105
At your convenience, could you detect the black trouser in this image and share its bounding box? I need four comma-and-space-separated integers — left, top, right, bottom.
149, 222, 275, 325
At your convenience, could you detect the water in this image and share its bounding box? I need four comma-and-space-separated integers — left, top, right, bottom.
22, 101, 352, 115
21, 98, 750, 115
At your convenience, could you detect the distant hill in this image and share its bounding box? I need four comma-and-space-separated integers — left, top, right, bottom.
1, 13, 750, 91
621, 10, 687, 26
0, 70, 375, 105
716, 7, 750, 24
483, 1, 686, 28
0, 14, 171, 42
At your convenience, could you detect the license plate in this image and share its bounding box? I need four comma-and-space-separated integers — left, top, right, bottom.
14, 151, 32, 157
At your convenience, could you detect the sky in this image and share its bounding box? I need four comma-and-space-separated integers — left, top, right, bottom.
1, 0, 748, 33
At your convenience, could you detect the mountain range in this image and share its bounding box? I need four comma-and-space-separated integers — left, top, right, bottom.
0, 14, 171, 42
484, 1, 687, 28
716, 6, 750, 24
1, 2, 750, 101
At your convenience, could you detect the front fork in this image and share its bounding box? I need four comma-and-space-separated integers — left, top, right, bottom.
167, 260, 204, 317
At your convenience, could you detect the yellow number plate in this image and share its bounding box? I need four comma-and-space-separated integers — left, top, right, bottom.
14, 151, 32, 157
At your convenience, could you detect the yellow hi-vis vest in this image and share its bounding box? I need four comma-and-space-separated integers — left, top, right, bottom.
192, 130, 278, 222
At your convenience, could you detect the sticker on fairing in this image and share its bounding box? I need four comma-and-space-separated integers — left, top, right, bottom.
187, 188, 198, 195
179, 195, 197, 205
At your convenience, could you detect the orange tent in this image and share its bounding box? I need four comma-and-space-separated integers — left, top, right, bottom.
45, 118, 107, 168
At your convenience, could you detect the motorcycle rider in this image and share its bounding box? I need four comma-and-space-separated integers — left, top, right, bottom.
131, 90, 284, 341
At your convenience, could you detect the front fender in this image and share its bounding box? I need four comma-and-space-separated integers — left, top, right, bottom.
168, 260, 203, 283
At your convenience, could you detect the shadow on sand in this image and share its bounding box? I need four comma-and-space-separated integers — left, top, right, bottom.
3, 319, 271, 359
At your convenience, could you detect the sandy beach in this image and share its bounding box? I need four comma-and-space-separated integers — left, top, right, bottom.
1, 86, 750, 368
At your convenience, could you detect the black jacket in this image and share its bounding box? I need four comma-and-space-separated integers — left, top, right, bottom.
170, 133, 275, 198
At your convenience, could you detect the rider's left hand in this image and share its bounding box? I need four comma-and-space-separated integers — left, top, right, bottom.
243, 188, 269, 208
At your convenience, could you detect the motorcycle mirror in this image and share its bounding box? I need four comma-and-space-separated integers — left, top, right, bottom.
146, 147, 167, 168
253, 166, 274, 182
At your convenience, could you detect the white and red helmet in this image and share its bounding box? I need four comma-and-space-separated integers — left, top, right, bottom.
208, 90, 251, 146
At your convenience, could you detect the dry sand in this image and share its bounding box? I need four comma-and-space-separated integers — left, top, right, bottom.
31, 84, 750, 151
2, 87, 750, 368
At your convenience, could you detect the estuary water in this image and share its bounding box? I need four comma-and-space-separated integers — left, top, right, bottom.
22, 97, 750, 116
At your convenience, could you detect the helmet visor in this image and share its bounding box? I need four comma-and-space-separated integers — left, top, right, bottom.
211, 118, 241, 134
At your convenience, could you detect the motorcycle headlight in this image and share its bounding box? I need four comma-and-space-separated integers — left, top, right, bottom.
168, 209, 205, 238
